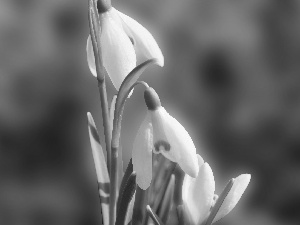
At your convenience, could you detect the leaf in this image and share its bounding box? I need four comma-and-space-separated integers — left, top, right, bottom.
111, 96, 124, 190
205, 179, 234, 225
125, 194, 135, 225
87, 112, 110, 225
117, 159, 133, 212
132, 186, 149, 225
117, 145, 124, 189
212, 174, 251, 223
176, 205, 185, 225
109, 95, 117, 135
116, 172, 137, 225
151, 158, 176, 212
146, 205, 164, 225
158, 174, 175, 224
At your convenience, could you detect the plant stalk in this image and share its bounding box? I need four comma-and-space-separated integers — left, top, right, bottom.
109, 145, 118, 225
88, 0, 111, 174
98, 78, 112, 174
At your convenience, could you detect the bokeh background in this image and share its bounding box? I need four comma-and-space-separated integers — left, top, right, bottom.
0, 0, 299, 224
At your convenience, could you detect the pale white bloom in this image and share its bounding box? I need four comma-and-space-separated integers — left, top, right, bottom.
87, 7, 164, 90
132, 113, 153, 190
132, 88, 199, 190
182, 156, 251, 225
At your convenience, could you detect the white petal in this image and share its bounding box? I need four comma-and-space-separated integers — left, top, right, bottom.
101, 11, 136, 90
86, 35, 97, 77
132, 113, 153, 190
182, 155, 204, 203
151, 107, 199, 178
213, 174, 251, 223
111, 8, 164, 67
182, 163, 215, 225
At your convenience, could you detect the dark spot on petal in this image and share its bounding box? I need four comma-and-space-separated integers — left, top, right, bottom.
154, 140, 170, 152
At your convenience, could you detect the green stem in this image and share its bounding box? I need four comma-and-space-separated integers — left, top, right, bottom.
109, 146, 118, 225
88, 0, 111, 173
89, 3, 113, 224
98, 78, 112, 174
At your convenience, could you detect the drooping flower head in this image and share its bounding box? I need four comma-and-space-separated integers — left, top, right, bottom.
87, 0, 164, 90
133, 87, 199, 190
182, 155, 251, 225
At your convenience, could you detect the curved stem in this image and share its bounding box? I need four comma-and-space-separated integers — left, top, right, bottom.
110, 80, 150, 225
134, 81, 149, 89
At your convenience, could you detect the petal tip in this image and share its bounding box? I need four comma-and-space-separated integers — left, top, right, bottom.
237, 174, 251, 187
182, 160, 199, 178
190, 168, 198, 178
196, 154, 205, 168
155, 56, 164, 67
137, 176, 151, 190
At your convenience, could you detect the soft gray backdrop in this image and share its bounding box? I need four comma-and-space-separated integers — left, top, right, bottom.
0, 0, 299, 224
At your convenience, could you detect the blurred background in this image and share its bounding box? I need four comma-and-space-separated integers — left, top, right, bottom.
0, 0, 299, 224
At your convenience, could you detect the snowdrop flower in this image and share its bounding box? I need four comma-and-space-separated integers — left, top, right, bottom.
132, 87, 199, 190
182, 155, 251, 225
87, 0, 164, 90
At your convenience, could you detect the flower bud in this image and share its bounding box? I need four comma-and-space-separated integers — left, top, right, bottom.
97, 0, 112, 14
144, 87, 161, 111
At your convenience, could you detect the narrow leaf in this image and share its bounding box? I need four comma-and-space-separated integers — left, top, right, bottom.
213, 174, 251, 223
146, 205, 164, 225
132, 186, 148, 225
87, 112, 110, 225
118, 159, 133, 211
125, 194, 135, 225
205, 179, 234, 225
158, 174, 175, 224
117, 145, 124, 189
176, 205, 185, 225
116, 172, 137, 225
151, 159, 176, 212
109, 95, 117, 135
